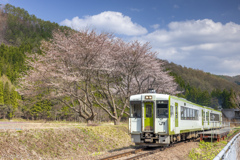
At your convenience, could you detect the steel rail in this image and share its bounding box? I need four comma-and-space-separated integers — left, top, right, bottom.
99, 148, 144, 160
126, 148, 163, 160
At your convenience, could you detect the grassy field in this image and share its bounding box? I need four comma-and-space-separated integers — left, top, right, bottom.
0, 119, 133, 159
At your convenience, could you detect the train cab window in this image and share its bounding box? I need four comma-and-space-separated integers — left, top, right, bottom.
157, 103, 168, 118
131, 104, 141, 118
146, 105, 152, 117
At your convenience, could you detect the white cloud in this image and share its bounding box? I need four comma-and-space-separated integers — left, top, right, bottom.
135, 19, 240, 76
150, 24, 160, 30
60, 11, 147, 36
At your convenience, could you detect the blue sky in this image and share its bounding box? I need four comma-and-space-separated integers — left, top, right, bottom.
1, 0, 240, 76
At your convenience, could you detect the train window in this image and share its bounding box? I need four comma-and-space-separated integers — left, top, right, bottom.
210, 113, 219, 121
181, 107, 184, 119
181, 106, 199, 120
146, 105, 152, 118
186, 108, 190, 119
183, 107, 187, 119
131, 104, 141, 118
189, 109, 193, 119
194, 110, 199, 120
181, 107, 187, 120
157, 104, 168, 118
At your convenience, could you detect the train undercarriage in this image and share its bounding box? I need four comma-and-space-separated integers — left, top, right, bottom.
133, 131, 200, 146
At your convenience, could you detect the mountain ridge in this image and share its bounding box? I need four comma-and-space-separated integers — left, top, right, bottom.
218, 75, 240, 86
164, 61, 240, 92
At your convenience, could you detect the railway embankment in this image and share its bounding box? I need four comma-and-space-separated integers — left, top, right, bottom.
1, 120, 238, 160
0, 121, 133, 159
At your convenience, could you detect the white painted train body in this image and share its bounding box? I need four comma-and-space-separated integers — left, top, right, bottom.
129, 93, 222, 146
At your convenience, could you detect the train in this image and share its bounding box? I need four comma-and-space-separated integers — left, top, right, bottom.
129, 90, 222, 146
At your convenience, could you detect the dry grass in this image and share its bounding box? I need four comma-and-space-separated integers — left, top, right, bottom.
0, 121, 133, 159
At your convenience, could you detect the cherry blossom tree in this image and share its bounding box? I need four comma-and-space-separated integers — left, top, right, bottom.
18, 29, 179, 125
18, 30, 112, 124
91, 38, 179, 124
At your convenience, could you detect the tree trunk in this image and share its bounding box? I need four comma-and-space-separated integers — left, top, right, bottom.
86, 114, 95, 126
114, 119, 120, 125
87, 119, 93, 125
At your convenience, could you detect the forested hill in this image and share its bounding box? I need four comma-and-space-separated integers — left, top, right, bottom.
0, 4, 69, 82
165, 62, 240, 92
165, 61, 240, 109
0, 4, 69, 47
0, 4, 70, 120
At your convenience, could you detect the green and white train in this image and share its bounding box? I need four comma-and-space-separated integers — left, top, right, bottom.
129, 91, 222, 146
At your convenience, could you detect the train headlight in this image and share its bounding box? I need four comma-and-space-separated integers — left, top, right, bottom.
145, 95, 152, 99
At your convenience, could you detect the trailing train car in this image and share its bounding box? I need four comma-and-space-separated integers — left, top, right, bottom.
129, 91, 222, 146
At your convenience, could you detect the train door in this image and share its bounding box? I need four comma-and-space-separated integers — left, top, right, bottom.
206, 111, 210, 126
203, 110, 209, 129
202, 110, 205, 126
144, 102, 153, 131
175, 103, 178, 127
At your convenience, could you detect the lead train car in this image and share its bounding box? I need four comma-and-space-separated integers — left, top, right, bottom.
129, 93, 222, 146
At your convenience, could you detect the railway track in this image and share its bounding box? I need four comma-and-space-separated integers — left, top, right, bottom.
99, 146, 166, 160
99, 139, 195, 160
99, 148, 144, 160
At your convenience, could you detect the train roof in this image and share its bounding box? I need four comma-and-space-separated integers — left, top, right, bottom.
130, 93, 221, 113
130, 93, 169, 101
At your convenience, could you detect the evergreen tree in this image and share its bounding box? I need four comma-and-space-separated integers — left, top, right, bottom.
10, 87, 18, 110
0, 81, 4, 106
210, 97, 220, 110
3, 82, 10, 105
3, 82, 14, 119
199, 90, 211, 106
